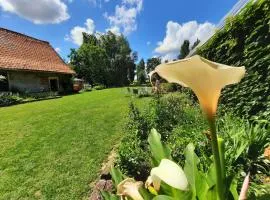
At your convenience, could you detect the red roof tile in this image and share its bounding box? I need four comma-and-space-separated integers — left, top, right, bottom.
0, 28, 75, 74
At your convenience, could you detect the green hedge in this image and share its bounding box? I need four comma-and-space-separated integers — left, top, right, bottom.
197, 0, 270, 122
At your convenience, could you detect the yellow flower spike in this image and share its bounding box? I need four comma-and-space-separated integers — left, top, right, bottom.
150, 55, 245, 120
146, 159, 188, 191
117, 178, 144, 200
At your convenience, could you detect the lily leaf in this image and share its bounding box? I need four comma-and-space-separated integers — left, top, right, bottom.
184, 143, 208, 199
110, 167, 125, 186
152, 195, 174, 200
148, 129, 172, 166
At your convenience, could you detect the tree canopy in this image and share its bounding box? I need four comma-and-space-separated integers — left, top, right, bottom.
178, 40, 190, 59
136, 59, 146, 84
69, 31, 136, 87
146, 57, 161, 73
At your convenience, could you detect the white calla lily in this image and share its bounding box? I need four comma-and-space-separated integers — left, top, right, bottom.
146, 159, 188, 191
117, 178, 144, 200
150, 55, 245, 119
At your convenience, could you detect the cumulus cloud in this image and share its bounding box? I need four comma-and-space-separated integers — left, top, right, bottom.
0, 0, 70, 24
104, 0, 143, 35
155, 21, 215, 61
106, 26, 121, 35
55, 47, 61, 53
68, 18, 96, 46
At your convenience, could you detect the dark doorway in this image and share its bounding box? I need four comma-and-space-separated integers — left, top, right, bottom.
49, 78, 58, 91
0, 71, 8, 91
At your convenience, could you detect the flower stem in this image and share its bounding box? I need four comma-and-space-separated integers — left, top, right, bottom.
208, 117, 224, 200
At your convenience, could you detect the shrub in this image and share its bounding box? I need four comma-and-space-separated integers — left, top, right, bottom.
160, 82, 178, 93
116, 103, 153, 180
0, 94, 22, 106
154, 93, 194, 140
93, 84, 106, 90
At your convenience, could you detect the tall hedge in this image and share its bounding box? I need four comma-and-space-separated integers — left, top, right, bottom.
197, 0, 270, 121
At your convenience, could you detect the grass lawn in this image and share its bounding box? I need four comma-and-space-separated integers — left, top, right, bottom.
0, 88, 150, 200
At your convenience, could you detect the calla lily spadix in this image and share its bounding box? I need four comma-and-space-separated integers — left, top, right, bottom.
149, 55, 246, 119
145, 159, 188, 191
117, 178, 144, 200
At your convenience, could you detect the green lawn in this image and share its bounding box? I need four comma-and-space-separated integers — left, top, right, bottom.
0, 88, 149, 200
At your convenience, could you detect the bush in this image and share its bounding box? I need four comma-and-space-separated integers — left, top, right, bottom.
117, 92, 269, 196
93, 84, 106, 90
116, 103, 153, 180
160, 82, 178, 93
0, 94, 22, 106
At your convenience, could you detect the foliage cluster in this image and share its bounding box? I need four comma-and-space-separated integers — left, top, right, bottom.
197, 0, 270, 122
69, 32, 137, 87
116, 92, 270, 198
0, 94, 22, 106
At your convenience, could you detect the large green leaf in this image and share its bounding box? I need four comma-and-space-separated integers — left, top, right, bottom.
184, 143, 208, 199
100, 191, 119, 200
152, 195, 174, 200
148, 129, 172, 166
110, 167, 125, 186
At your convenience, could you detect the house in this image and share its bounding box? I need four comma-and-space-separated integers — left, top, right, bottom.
0, 28, 75, 93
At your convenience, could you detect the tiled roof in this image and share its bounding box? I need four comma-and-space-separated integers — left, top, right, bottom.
0, 28, 75, 74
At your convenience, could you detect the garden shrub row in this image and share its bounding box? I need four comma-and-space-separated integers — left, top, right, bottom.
116, 92, 270, 198
197, 0, 270, 122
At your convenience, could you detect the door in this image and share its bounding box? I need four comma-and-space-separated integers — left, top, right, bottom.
49, 78, 58, 91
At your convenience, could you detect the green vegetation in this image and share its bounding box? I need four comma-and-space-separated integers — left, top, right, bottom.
197, 0, 270, 122
115, 93, 269, 198
0, 88, 149, 199
69, 32, 137, 87
136, 59, 147, 85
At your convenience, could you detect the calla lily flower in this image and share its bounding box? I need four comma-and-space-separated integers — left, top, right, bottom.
149, 55, 246, 119
117, 178, 144, 200
145, 159, 188, 191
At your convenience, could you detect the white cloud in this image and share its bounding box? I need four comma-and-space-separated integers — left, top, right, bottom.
69, 18, 95, 46
0, 0, 70, 24
106, 26, 121, 35
155, 20, 215, 61
104, 0, 143, 35
55, 47, 61, 53
147, 41, 151, 46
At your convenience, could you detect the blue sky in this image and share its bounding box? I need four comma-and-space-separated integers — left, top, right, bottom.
0, 0, 237, 61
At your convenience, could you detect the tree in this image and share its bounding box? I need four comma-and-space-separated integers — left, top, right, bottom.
146, 57, 161, 73
136, 59, 146, 84
70, 43, 109, 85
178, 40, 190, 59
69, 31, 136, 87
191, 39, 200, 50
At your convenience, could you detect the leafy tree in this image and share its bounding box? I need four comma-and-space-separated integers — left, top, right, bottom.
69, 31, 136, 87
70, 43, 109, 85
191, 38, 200, 50
136, 59, 146, 84
146, 57, 161, 73
178, 40, 190, 59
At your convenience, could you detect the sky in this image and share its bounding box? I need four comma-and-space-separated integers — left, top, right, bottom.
0, 0, 238, 62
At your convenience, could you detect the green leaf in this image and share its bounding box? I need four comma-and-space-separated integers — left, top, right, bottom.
110, 167, 125, 186
152, 195, 174, 200
100, 191, 119, 200
148, 129, 172, 166
184, 143, 208, 199
229, 178, 239, 200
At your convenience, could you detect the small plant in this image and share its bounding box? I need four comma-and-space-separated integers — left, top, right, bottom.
93, 84, 106, 90
0, 94, 22, 106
